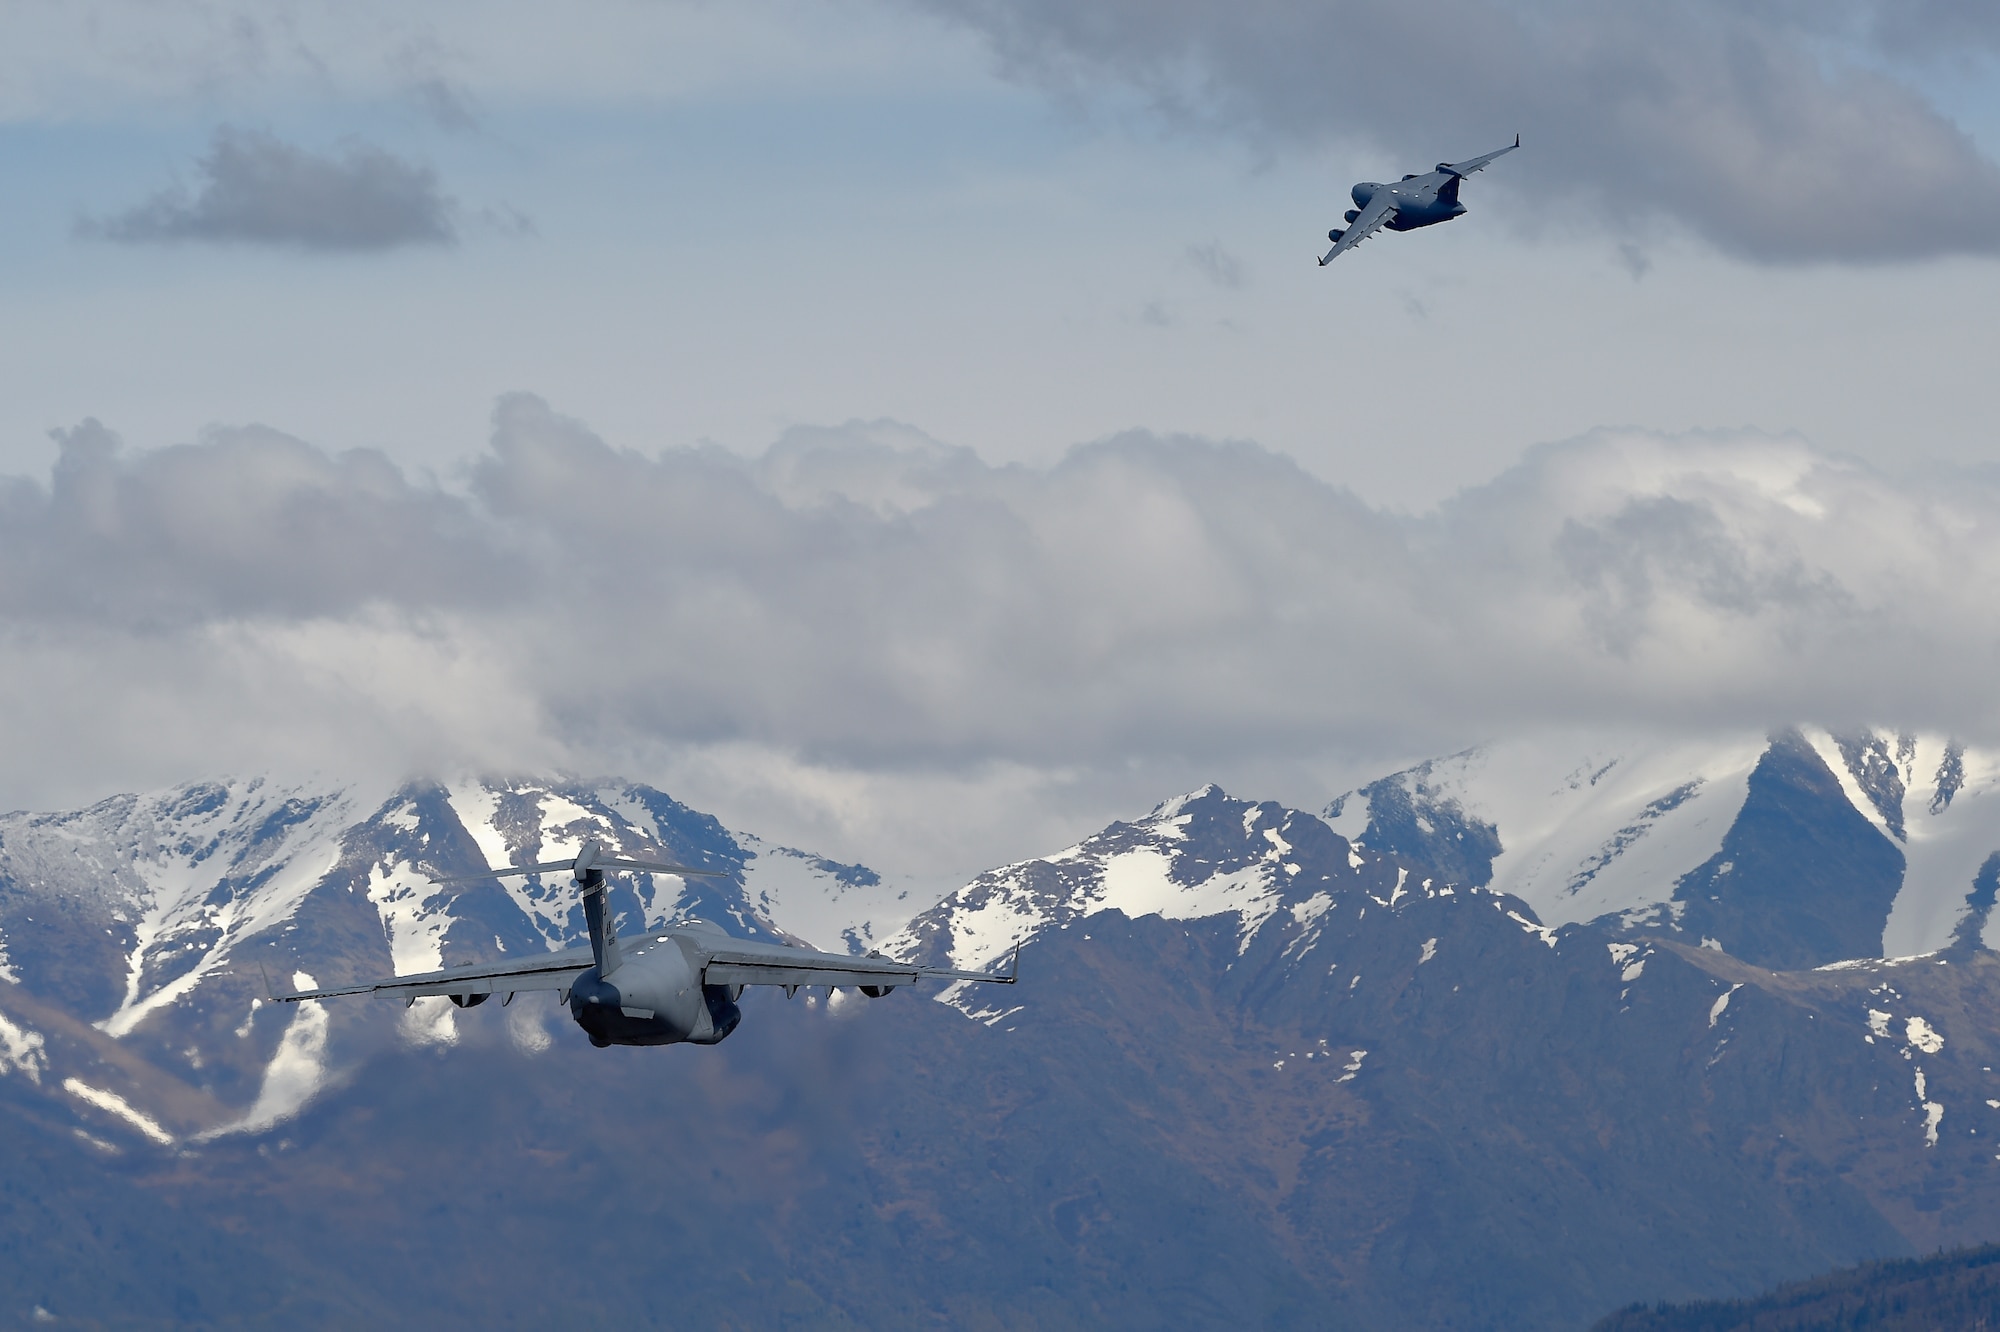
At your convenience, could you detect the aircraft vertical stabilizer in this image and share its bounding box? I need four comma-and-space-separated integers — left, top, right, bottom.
582, 879, 622, 976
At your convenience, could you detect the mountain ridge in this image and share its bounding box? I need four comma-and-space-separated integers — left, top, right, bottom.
0, 735, 1998, 1325
1321, 727, 2000, 967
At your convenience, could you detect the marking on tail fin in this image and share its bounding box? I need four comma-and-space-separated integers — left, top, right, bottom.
581, 879, 623, 976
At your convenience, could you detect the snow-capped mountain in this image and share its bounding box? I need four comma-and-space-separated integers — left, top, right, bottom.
0, 775, 921, 1145
7, 765, 2000, 1327
876, 781, 2000, 1324
1317, 728, 2000, 968
882, 723, 2000, 979
885, 787, 1335, 974
2, 726, 1990, 1154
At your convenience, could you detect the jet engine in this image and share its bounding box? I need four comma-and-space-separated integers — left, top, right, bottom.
1351, 182, 1379, 208
1343, 209, 1360, 223
448, 992, 488, 1008
858, 985, 896, 998
1327, 228, 1345, 243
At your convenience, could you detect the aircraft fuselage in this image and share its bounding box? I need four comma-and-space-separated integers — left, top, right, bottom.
272, 838, 1019, 1047
1321, 138, 1515, 266
567, 929, 743, 1048
1351, 172, 1469, 231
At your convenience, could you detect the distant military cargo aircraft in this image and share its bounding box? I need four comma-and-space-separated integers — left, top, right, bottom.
274, 838, 1017, 1048
1320, 136, 1519, 266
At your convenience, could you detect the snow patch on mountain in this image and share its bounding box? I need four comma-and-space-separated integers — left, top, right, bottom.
366, 856, 454, 978
1857, 737, 2000, 956
443, 783, 515, 867
446, 781, 614, 947
1329, 729, 2000, 961
1907, 1015, 1945, 1054
438, 778, 849, 945
1333, 733, 1765, 932
64, 1077, 172, 1145
1097, 849, 1281, 952
0, 1010, 46, 1082
889, 786, 1336, 972
43, 777, 386, 1038
1915, 1066, 1945, 1148
731, 831, 915, 953
1789, 728, 2000, 954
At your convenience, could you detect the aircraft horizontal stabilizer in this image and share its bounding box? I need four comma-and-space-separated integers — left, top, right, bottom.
598, 856, 726, 877
429, 860, 574, 885
431, 856, 725, 885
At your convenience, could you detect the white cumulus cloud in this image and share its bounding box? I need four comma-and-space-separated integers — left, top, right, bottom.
1, 397, 1996, 877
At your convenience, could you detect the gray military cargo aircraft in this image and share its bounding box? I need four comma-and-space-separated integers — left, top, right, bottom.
1320, 136, 1519, 266
274, 838, 1017, 1047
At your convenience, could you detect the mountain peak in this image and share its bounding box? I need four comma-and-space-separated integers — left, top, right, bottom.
1320, 727, 2000, 967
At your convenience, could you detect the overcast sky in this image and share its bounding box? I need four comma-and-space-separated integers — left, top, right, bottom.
2, 0, 1998, 882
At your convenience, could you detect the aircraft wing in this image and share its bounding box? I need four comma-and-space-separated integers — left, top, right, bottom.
270, 937, 1019, 1002
1442, 135, 1519, 177
1319, 192, 1398, 266
270, 945, 598, 1002
702, 938, 1018, 991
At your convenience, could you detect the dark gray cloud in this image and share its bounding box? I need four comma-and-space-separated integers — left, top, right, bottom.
86, 127, 458, 251
912, 0, 2000, 263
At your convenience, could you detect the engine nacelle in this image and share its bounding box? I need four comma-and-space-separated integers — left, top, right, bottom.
1351, 182, 1379, 209
448, 992, 488, 1008
689, 985, 742, 1044
858, 985, 896, 998
1343, 209, 1360, 223
1327, 228, 1344, 242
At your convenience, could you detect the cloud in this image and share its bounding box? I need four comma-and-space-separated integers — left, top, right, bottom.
4, 397, 2000, 876
5, 419, 510, 623
84, 127, 458, 251
406, 75, 480, 134
912, 0, 2000, 263
1185, 239, 1244, 288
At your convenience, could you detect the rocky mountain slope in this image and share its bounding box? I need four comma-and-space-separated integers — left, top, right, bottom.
3, 740, 2000, 1326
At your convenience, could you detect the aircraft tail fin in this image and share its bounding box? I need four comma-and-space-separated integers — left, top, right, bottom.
581, 882, 623, 977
